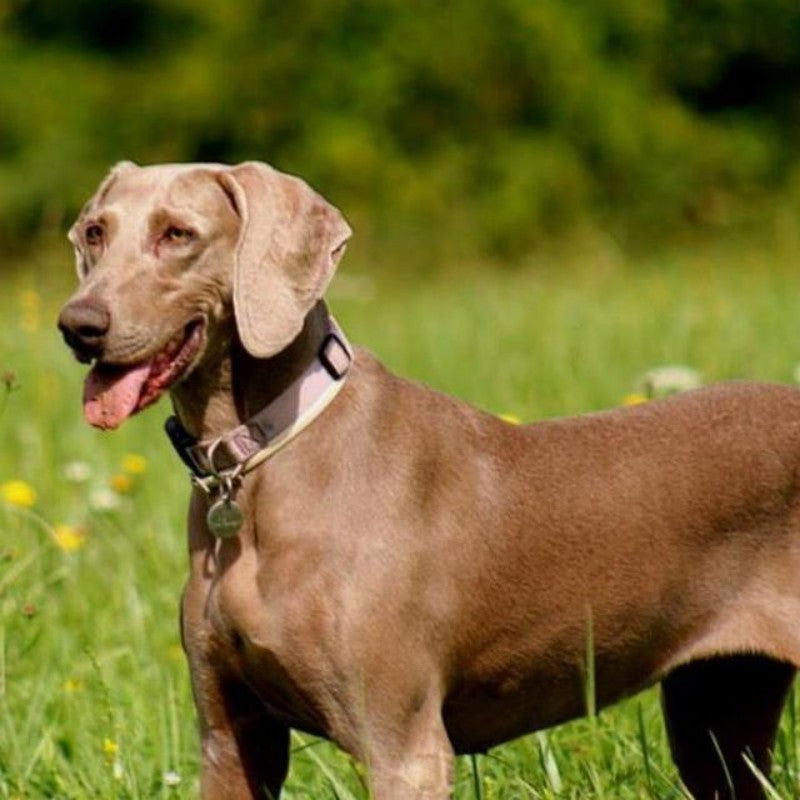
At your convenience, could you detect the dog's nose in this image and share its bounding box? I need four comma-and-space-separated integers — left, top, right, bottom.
58, 296, 111, 362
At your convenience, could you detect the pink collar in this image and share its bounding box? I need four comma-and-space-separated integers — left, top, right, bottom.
165, 317, 352, 483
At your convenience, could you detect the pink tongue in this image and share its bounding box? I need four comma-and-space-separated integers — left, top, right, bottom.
83, 362, 152, 430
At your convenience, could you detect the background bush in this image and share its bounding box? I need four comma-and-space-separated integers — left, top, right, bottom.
2, 0, 800, 266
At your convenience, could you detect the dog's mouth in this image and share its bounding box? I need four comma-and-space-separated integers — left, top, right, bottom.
83, 319, 205, 430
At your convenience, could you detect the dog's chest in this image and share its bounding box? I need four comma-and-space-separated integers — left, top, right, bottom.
202, 547, 343, 735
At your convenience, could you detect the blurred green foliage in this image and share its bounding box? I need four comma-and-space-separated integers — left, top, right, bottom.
2, 0, 800, 264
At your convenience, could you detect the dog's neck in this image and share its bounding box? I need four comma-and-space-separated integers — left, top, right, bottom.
171, 301, 330, 441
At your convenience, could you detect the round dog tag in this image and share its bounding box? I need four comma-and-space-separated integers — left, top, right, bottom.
207, 497, 244, 539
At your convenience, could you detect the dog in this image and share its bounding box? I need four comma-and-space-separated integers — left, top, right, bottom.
58, 160, 800, 799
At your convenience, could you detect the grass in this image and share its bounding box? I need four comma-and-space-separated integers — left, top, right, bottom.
3, 241, 800, 798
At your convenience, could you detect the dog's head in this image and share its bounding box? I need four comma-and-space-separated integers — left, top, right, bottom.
58, 161, 351, 429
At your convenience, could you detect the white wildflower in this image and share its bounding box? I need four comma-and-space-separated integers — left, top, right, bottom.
62, 460, 93, 483
635, 366, 702, 399
89, 487, 122, 511
163, 771, 182, 787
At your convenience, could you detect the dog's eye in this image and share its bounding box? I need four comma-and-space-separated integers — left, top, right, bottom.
84, 224, 104, 246
163, 226, 195, 244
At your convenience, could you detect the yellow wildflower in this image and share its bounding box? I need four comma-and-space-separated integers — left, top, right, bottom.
498, 412, 521, 425
19, 289, 40, 333
63, 677, 83, 693
122, 453, 147, 475
103, 738, 119, 759
1, 480, 36, 508
167, 644, 184, 662
103, 737, 123, 778
110, 474, 133, 494
19, 289, 39, 310
52, 524, 86, 553
621, 393, 648, 407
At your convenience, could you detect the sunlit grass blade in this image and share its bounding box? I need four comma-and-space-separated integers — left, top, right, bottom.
637, 702, 655, 798
708, 732, 735, 800
536, 731, 563, 794
743, 753, 785, 800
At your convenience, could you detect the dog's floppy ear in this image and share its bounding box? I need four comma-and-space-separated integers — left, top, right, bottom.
68, 160, 138, 279
217, 161, 351, 358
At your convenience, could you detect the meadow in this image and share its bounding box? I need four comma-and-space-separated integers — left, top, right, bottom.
3, 237, 800, 799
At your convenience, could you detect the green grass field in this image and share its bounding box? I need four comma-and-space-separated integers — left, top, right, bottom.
3, 242, 800, 799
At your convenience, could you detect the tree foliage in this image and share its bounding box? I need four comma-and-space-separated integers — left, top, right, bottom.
2, 0, 800, 261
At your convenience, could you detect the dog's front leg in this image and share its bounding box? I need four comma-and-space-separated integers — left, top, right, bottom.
193, 668, 290, 800
363, 698, 454, 800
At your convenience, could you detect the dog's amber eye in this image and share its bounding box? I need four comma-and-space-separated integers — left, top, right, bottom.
164, 226, 194, 244
84, 224, 104, 246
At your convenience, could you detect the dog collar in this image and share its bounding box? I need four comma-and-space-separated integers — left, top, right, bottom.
164, 317, 352, 489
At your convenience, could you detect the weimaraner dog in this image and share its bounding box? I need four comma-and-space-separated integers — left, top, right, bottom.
59, 160, 800, 800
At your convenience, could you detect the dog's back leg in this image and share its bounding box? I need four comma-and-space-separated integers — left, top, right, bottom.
661, 654, 795, 800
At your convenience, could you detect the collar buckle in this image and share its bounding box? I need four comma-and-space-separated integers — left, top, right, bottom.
319, 331, 351, 380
